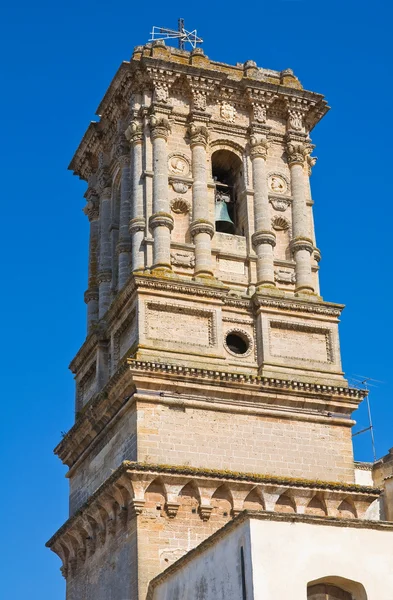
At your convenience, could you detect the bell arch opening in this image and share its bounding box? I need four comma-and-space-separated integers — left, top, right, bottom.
211, 149, 244, 235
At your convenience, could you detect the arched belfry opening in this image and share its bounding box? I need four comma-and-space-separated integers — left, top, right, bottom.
211, 149, 244, 235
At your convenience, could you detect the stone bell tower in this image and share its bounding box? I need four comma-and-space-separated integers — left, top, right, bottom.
47, 41, 377, 600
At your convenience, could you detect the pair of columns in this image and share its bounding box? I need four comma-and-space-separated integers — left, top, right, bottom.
148, 117, 214, 277
250, 136, 315, 294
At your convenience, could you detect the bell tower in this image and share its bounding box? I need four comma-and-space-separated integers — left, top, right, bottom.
47, 41, 376, 600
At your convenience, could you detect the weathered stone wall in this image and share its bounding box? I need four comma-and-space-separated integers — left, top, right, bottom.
69, 406, 137, 515
67, 520, 138, 600
136, 400, 354, 483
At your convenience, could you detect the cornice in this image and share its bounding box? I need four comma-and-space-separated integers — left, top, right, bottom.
69, 46, 329, 180
128, 359, 366, 400
253, 294, 345, 318
46, 461, 381, 580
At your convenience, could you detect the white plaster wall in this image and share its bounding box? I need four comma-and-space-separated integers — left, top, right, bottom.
249, 518, 393, 600
151, 521, 254, 600
354, 467, 373, 486
152, 517, 393, 600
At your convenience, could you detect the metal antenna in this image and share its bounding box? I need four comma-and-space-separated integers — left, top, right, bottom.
351, 376, 379, 462
149, 19, 203, 50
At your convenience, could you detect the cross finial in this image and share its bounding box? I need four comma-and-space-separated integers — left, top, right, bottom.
149, 19, 203, 50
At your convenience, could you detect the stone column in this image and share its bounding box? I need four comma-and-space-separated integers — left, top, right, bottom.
148, 115, 173, 271
249, 137, 276, 289
287, 141, 315, 293
126, 121, 145, 272
97, 167, 112, 318
83, 188, 100, 331
189, 123, 214, 277
117, 142, 132, 288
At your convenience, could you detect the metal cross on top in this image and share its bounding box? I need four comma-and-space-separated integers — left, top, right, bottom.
149, 18, 203, 50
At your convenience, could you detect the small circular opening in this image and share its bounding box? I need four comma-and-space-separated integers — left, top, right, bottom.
226, 332, 249, 355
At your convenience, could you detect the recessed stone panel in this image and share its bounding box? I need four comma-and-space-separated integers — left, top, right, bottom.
269, 320, 333, 364
146, 301, 215, 347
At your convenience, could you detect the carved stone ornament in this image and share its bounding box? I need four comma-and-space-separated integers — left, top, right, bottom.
272, 216, 290, 231
171, 181, 190, 194
287, 110, 304, 132
269, 196, 290, 212
249, 136, 269, 159
193, 90, 207, 111
220, 101, 236, 123
268, 174, 287, 194
253, 103, 267, 123
170, 198, 191, 214
125, 121, 143, 144
149, 115, 171, 141
188, 123, 209, 147
275, 269, 296, 284
170, 251, 195, 268
83, 199, 99, 221
168, 154, 190, 176
286, 142, 306, 165
97, 167, 111, 192
154, 82, 169, 104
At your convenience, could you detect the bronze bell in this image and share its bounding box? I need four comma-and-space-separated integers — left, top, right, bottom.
215, 193, 235, 234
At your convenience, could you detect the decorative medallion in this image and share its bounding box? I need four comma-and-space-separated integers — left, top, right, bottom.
268, 174, 287, 194
170, 198, 191, 215
271, 216, 290, 231
170, 181, 190, 194
168, 154, 190, 176
220, 101, 236, 123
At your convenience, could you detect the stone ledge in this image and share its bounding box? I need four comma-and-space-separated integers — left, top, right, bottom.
46, 461, 381, 579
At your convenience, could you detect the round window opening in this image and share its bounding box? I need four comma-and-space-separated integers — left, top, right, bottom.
225, 332, 249, 355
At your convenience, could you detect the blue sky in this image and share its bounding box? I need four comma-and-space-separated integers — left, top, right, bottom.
0, 1, 392, 598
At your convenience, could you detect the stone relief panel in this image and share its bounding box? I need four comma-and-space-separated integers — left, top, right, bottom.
274, 269, 296, 285
269, 196, 291, 212
268, 173, 288, 194
170, 251, 195, 269
269, 321, 334, 364
145, 301, 216, 348
168, 153, 190, 176
220, 101, 237, 123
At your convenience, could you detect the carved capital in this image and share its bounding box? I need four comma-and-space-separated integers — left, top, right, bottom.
290, 237, 314, 254
116, 241, 132, 255
97, 270, 112, 284
84, 288, 99, 304
149, 212, 174, 231
190, 219, 215, 238
249, 136, 269, 159
252, 230, 276, 248
286, 142, 307, 166
149, 116, 171, 141
188, 122, 209, 148
129, 216, 146, 234
125, 121, 143, 145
